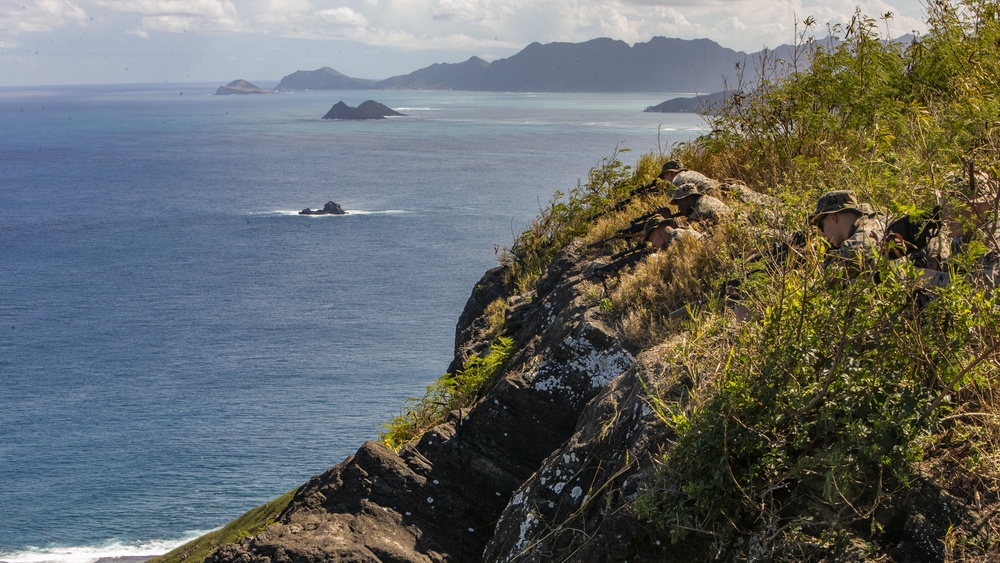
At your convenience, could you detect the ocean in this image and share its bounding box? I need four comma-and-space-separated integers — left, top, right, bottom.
0, 83, 704, 560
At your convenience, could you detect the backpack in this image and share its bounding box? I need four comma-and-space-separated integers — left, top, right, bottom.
884, 206, 943, 262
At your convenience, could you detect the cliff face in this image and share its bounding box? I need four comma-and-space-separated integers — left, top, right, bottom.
204, 239, 687, 562
204, 230, 984, 562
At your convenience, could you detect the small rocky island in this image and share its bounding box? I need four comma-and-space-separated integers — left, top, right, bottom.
322, 100, 404, 120
215, 79, 275, 95
644, 90, 725, 113
299, 201, 346, 215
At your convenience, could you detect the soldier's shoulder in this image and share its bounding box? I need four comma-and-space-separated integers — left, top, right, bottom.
855, 213, 887, 233
699, 195, 733, 213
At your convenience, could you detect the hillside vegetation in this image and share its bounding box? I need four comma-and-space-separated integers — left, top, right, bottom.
493, 1, 1000, 559
155, 2, 1000, 561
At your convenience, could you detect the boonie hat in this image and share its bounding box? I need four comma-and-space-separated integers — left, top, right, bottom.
643, 215, 673, 239
660, 159, 685, 176
809, 190, 862, 226
670, 183, 702, 202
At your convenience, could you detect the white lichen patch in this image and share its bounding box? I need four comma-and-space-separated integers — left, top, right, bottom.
534, 374, 574, 394
570, 486, 583, 501
515, 513, 541, 551
562, 452, 578, 464
531, 334, 633, 397
563, 335, 634, 388
552, 482, 566, 494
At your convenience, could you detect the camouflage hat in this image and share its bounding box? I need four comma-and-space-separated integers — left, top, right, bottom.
643, 215, 673, 239
809, 190, 863, 225
659, 159, 686, 175
670, 182, 702, 202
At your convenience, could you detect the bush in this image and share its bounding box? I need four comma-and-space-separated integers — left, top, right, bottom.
380, 334, 514, 451
637, 253, 999, 557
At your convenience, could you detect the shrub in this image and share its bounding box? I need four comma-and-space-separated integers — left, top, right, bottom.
380, 334, 514, 451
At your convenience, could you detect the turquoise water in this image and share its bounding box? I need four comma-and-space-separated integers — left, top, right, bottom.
0, 84, 704, 560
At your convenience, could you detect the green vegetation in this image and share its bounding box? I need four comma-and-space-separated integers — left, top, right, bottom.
637, 261, 999, 558
380, 329, 514, 451
149, 488, 296, 563
166, 3, 1000, 559
491, 0, 1000, 558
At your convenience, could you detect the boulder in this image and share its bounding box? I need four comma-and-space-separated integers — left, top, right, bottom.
299, 201, 347, 215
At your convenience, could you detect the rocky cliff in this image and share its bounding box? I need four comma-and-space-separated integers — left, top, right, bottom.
204, 243, 666, 561
191, 170, 997, 561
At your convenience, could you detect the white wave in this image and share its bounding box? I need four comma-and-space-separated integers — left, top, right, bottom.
265, 209, 410, 216
340, 209, 408, 215
0, 532, 213, 563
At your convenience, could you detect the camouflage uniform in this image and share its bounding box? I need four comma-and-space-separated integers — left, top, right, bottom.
927, 171, 999, 290
671, 183, 733, 227
672, 170, 719, 194
810, 190, 887, 276
836, 214, 886, 263
659, 160, 719, 194
643, 214, 703, 250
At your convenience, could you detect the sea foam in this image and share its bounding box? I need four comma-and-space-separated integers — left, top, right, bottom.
0, 533, 211, 563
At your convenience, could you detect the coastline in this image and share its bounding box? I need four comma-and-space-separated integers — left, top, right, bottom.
0, 535, 204, 563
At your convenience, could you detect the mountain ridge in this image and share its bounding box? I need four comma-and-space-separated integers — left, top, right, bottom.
274, 36, 758, 93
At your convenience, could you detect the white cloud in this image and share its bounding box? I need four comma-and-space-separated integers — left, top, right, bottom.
1, 0, 929, 51
0, 0, 89, 33
91, 0, 243, 33
0, 0, 932, 87
316, 7, 367, 27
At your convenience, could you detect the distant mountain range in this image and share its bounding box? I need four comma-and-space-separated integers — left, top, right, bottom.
273, 36, 794, 94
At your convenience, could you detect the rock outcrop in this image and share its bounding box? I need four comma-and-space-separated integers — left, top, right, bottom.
644, 91, 727, 113
322, 101, 404, 120
299, 201, 347, 215
204, 233, 985, 562
215, 79, 275, 95
204, 240, 673, 562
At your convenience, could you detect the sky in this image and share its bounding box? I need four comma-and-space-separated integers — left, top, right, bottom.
0, 0, 931, 87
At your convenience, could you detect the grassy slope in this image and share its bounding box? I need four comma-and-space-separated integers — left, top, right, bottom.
149, 488, 296, 563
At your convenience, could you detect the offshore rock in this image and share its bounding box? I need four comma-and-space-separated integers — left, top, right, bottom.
299, 201, 347, 215
215, 79, 275, 95
322, 100, 404, 120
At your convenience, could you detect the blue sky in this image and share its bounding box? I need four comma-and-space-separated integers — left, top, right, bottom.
0, 0, 930, 87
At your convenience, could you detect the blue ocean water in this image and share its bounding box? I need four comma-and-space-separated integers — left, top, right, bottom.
0, 84, 704, 560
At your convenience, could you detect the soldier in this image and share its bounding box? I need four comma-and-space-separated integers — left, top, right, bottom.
670, 183, 733, 227
809, 190, 887, 277
659, 159, 718, 193
935, 172, 1000, 290
643, 214, 703, 251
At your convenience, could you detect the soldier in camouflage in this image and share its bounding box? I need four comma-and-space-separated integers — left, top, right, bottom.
938, 172, 1000, 290
670, 182, 733, 227
643, 213, 704, 251
659, 159, 719, 193
809, 190, 887, 277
